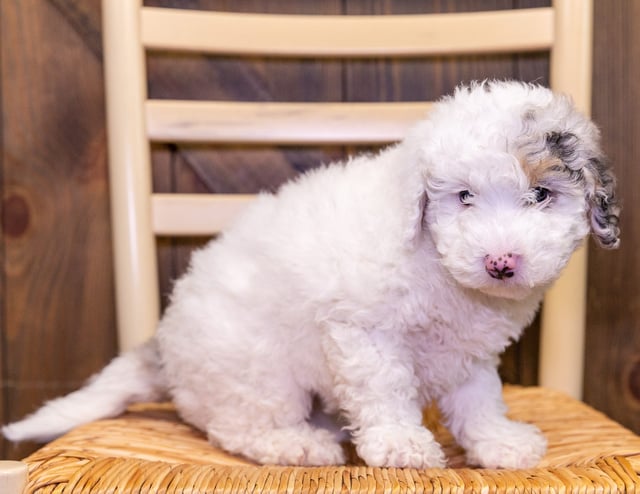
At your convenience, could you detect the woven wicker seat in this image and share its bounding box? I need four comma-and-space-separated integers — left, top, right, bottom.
20, 387, 640, 493
6, 1, 640, 493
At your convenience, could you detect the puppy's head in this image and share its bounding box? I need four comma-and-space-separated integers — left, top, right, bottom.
407, 81, 620, 299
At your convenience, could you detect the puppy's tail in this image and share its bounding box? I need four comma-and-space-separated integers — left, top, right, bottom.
3, 339, 166, 443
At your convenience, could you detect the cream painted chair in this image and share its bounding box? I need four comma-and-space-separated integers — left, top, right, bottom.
8, 1, 640, 493
106, 1, 590, 399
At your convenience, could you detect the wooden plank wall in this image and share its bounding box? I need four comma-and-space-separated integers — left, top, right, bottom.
0, 0, 637, 460
586, 1, 640, 432
1, 0, 116, 460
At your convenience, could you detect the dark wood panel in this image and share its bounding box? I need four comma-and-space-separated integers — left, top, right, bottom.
0, 0, 115, 459
1, 0, 636, 463
0, 25, 4, 454
585, 1, 640, 431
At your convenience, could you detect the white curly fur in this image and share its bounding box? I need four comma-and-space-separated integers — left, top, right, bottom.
3, 81, 620, 469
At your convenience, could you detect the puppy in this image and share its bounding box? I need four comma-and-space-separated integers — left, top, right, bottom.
4, 81, 620, 469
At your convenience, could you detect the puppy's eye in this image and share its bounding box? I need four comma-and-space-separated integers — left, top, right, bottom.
533, 186, 551, 203
458, 190, 474, 205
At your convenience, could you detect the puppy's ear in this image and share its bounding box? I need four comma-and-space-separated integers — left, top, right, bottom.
582, 156, 621, 249
545, 131, 581, 164
546, 131, 620, 248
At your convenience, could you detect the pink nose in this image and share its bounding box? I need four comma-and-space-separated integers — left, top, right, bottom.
484, 253, 519, 280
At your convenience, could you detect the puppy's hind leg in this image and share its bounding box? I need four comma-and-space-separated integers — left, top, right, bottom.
204, 387, 346, 466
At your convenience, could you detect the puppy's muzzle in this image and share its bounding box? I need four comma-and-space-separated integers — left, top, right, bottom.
484, 253, 519, 280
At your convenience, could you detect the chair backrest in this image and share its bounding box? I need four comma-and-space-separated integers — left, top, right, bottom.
102, 0, 593, 399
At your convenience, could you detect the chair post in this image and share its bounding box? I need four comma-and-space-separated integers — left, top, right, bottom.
102, 0, 160, 352
0, 461, 28, 494
539, 0, 593, 399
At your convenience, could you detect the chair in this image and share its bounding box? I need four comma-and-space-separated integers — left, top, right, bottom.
7, 0, 640, 492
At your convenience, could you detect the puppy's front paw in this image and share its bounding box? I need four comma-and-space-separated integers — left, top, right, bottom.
465, 421, 546, 469
356, 425, 446, 468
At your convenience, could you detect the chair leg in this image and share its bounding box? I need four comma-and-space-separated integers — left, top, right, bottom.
0, 461, 28, 494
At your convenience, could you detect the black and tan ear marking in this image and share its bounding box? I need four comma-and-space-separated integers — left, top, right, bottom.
584, 156, 620, 249
545, 131, 580, 164
545, 130, 620, 249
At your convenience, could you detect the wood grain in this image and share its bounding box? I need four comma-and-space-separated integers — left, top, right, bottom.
0, 0, 116, 459
1, 0, 638, 460
585, 0, 640, 432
